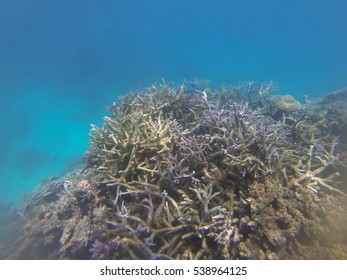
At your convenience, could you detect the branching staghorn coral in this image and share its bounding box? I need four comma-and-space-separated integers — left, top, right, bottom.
5, 81, 347, 259
80, 81, 347, 259
5, 81, 345, 260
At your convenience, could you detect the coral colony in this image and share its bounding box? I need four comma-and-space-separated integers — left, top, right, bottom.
1, 81, 346, 259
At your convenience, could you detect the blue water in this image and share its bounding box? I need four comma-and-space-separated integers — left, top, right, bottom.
0, 0, 346, 204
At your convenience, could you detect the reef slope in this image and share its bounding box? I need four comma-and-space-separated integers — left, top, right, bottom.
1, 81, 346, 259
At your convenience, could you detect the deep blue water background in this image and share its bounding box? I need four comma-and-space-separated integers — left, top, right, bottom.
0, 0, 346, 204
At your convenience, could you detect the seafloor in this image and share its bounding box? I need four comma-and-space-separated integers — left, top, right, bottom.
1, 81, 346, 259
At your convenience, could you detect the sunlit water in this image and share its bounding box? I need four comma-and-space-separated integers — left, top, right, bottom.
0, 0, 346, 204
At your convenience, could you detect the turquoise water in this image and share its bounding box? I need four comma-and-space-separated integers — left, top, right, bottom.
0, 0, 346, 204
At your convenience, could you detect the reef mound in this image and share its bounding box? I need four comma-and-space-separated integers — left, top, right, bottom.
1, 81, 346, 259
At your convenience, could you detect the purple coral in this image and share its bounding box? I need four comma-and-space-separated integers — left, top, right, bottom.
89, 240, 120, 260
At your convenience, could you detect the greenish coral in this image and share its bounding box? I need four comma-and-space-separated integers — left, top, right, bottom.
268, 95, 303, 124
270, 95, 303, 113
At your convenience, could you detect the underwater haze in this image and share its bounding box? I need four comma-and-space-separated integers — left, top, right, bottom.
0, 0, 346, 204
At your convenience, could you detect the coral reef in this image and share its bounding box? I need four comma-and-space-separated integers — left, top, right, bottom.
1, 81, 346, 259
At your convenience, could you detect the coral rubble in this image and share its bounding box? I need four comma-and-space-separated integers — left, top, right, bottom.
1, 81, 346, 259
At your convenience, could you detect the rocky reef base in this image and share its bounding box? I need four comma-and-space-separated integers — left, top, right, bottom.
1, 81, 346, 259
